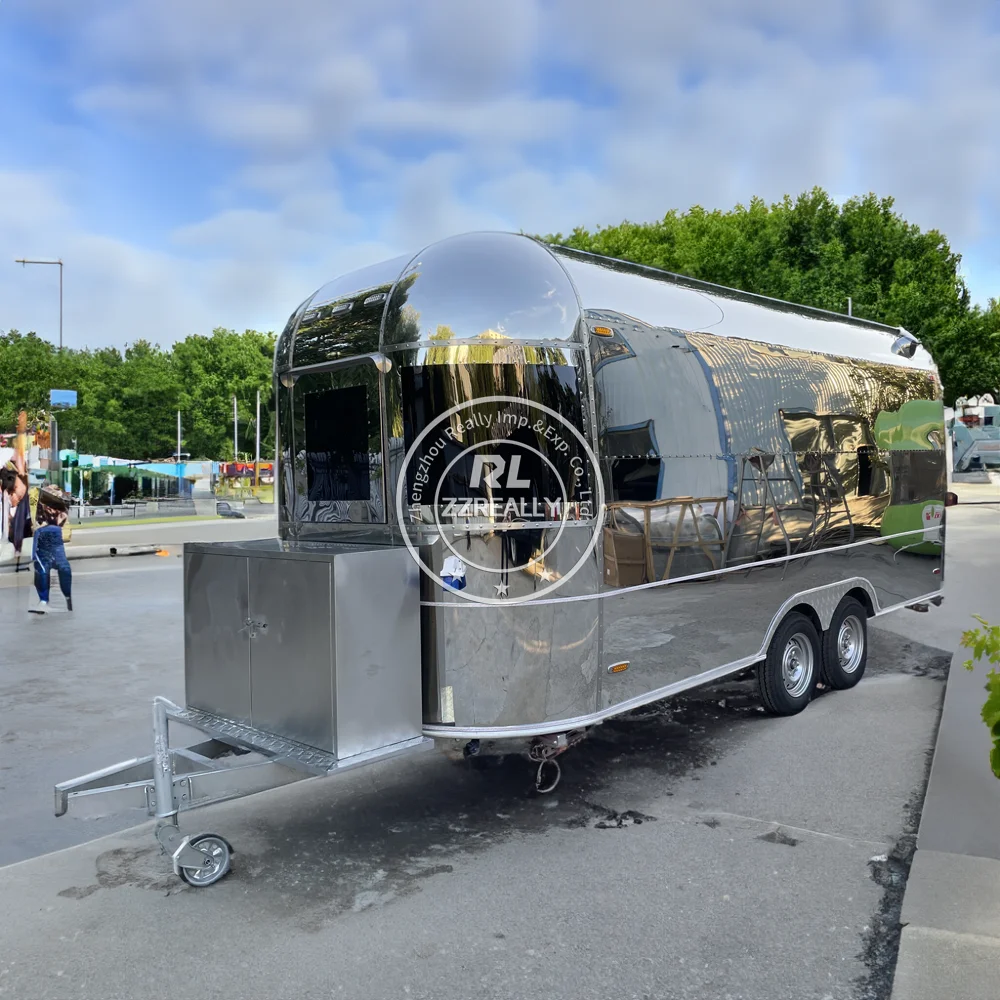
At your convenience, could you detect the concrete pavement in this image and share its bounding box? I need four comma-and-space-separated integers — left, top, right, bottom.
887, 477, 1000, 1000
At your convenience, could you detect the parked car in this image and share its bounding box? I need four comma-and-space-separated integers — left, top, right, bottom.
216, 501, 245, 519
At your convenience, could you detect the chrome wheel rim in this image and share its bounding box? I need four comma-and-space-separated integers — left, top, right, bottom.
781, 633, 814, 698
837, 615, 864, 674
183, 838, 229, 886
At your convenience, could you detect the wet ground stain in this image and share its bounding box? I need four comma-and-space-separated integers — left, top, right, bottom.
865, 627, 952, 681
57, 673, 762, 919
230, 715, 714, 932
59, 845, 182, 900
758, 827, 799, 847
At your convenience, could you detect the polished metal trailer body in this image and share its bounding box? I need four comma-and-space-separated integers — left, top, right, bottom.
274, 232, 945, 736
55, 231, 948, 885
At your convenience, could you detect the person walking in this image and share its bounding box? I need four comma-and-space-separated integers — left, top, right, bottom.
30, 501, 72, 614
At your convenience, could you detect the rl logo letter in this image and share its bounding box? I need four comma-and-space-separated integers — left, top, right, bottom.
469, 454, 532, 489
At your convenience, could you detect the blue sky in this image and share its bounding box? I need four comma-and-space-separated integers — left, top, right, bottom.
2, 0, 998, 352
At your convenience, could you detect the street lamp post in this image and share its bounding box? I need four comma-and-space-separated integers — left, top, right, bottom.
14, 258, 63, 352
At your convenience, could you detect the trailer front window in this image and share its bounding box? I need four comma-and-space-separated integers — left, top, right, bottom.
290, 363, 385, 524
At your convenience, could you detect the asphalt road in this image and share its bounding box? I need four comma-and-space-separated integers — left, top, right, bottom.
0, 532, 954, 999
64, 510, 276, 547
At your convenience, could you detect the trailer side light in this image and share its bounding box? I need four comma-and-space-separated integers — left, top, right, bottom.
592, 326, 613, 337
363, 292, 387, 306
608, 661, 629, 674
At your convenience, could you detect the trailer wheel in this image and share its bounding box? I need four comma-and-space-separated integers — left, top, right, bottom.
758, 613, 820, 715
177, 834, 232, 887
820, 598, 868, 690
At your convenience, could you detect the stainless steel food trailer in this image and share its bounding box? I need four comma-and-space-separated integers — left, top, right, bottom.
55, 232, 948, 887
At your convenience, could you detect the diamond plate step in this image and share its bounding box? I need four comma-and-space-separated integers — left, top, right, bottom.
167, 705, 434, 776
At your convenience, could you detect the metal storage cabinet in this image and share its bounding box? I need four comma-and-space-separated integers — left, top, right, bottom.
183, 540, 422, 760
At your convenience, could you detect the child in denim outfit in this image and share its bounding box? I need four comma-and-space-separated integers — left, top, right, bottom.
31, 503, 73, 614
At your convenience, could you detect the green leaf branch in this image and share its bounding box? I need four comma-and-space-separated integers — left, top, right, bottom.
962, 616, 1000, 779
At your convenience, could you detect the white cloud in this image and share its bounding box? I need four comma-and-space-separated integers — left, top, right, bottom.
4, 0, 1000, 353
0, 171, 351, 349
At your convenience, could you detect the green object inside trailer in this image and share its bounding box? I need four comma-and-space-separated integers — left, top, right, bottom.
875, 399, 946, 555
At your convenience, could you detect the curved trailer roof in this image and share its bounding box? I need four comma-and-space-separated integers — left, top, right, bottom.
277, 232, 935, 374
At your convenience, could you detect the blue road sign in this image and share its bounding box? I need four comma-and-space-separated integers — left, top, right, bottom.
49, 389, 77, 409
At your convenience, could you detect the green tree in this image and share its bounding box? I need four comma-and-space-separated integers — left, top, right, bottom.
172, 328, 276, 461
0, 327, 276, 461
542, 189, 993, 404
0, 330, 61, 426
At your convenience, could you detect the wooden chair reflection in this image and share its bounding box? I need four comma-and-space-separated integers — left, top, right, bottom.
604, 496, 729, 587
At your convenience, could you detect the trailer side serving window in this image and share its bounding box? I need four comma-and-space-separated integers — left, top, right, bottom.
602, 421, 661, 502
290, 364, 385, 523
781, 411, 889, 501
397, 359, 593, 525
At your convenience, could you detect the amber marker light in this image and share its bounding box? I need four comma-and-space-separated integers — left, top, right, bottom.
607, 661, 630, 674
591, 326, 613, 337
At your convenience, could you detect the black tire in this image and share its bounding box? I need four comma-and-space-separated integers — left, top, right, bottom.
757, 612, 821, 716
821, 597, 868, 690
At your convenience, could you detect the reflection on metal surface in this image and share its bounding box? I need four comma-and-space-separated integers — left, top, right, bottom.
551, 245, 934, 370
183, 542, 423, 759
392, 343, 574, 367
383, 233, 581, 348
283, 254, 412, 370
397, 361, 590, 532
421, 580, 941, 739
891, 330, 919, 358
604, 497, 728, 587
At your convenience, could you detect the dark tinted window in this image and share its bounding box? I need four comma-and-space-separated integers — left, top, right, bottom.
291, 364, 384, 523
304, 384, 370, 501
608, 460, 659, 501
602, 421, 660, 502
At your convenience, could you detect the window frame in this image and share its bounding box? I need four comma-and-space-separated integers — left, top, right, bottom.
288, 357, 389, 525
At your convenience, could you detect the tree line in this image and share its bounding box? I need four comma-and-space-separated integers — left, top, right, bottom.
541, 188, 1000, 405
3, 189, 996, 460
0, 327, 275, 461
